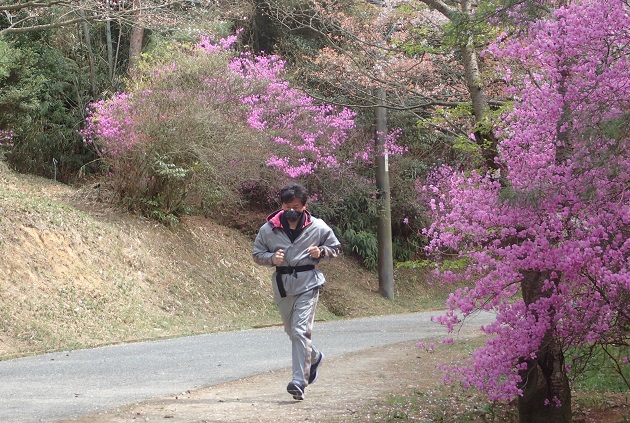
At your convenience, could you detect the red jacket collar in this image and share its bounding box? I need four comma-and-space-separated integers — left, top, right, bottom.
267, 209, 313, 229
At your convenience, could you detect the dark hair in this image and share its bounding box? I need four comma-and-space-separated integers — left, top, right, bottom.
279, 183, 308, 205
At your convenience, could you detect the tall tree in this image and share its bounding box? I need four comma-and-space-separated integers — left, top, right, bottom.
0, 1, 245, 63
104, 0, 115, 82
79, 8, 97, 99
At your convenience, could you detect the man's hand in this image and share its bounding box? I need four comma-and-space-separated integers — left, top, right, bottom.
272, 249, 285, 265
307, 246, 323, 259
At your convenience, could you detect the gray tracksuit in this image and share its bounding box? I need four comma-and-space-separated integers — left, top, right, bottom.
253, 209, 341, 386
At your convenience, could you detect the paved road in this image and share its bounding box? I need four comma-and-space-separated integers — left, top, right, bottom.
0, 311, 494, 423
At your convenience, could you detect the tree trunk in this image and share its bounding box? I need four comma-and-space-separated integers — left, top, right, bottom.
79, 10, 97, 100
459, 0, 498, 170
105, 0, 114, 83
422, 0, 499, 170
518, 271, 572, 423
128, 0, 144, 73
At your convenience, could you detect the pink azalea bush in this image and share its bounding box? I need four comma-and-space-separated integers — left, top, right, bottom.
82, 33, 378, 219
228, 52, 358, 178
423, 0, 629, 403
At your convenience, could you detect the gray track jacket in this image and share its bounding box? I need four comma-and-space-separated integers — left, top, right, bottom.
253, 210, 341, 297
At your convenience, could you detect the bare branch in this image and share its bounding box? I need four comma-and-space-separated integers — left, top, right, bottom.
418, 0, 456, 19
0, 16, 86, 35
0, 1, 70, 12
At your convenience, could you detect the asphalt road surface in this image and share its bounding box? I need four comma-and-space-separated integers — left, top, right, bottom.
0, 311, 494, 422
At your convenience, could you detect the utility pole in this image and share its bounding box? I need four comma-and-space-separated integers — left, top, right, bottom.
360, 0, 393, 299
375, 87, 394, 299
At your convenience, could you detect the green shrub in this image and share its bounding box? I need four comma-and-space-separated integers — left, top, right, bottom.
0, 35, 95, 181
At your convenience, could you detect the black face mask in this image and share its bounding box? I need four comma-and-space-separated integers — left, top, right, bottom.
284, 209, 303, 223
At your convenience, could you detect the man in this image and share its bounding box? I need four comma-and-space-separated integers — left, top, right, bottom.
253, 183, 341, 400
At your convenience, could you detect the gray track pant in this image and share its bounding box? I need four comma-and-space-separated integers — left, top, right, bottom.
276, 287, 321, 386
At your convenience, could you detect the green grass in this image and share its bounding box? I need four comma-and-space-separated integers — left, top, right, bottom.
569, 344, 630, 419
570, 345, 630, 392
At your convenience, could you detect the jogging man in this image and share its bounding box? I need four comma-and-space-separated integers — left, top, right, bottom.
252, 183, 341, 400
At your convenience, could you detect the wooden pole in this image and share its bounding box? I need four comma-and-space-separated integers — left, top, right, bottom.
375, 87, 394, 299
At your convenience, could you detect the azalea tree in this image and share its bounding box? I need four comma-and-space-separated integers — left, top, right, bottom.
423, 0, 630, 421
